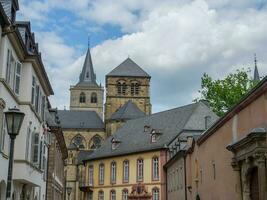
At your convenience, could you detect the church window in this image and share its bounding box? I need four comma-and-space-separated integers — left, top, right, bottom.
131, 81, 140, 95
88, 165, 94, 186
122, 189, 128, 200
79, 92, 86, 103
99, 164, 105, 184
137, 158, 144, 182
90, 135, 102, 149
110, 190, 116, 200
91, 92, 97, 103
152, 157, 159, 180
123, 160, 129, 183
71, 135, 85, 149
117, 81, 127, 95
152, 188, 159, 200
111, 161, 116, 184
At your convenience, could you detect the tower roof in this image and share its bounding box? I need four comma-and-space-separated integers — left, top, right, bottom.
106, 58, 150, 78
254, 54, 260, 81
110, 100, 146, 120
76, 47, 98, 86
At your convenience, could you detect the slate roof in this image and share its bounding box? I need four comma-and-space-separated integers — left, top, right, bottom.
83, 101, 218, 161
76, 48, 98, 87
106, 58, 150, 78
57, 110, 104, 129
110, 100, 146, 120
77, 150, 94, 165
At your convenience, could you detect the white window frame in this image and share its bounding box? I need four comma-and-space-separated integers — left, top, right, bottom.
111, 162, 116, 184
152, 188, 159, 200
14, 61, 21, 95
31, 76, 36, 105
99, 164, 104, 184
122, 189, 128, 200
123, 160, 129, 183
152, 157, 159, 180
137, 159, 144, 182
32, 132, 40, 165
88, 165, 94, 186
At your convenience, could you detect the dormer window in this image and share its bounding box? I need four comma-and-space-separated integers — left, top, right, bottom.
150, 129, 162, 143
144, 125, 150, 132
111, 138, 121, 150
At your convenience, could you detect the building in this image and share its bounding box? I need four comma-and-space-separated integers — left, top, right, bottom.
164, 73, 267, 199
46, 109, 68, 200
0, 0, 56, 199
105, 58, 152, 135
59, 46, 106, 200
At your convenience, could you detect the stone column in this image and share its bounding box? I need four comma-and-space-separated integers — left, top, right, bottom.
241, 161, 251, 200
232, 161, 242, 200
257, 154, 267, 200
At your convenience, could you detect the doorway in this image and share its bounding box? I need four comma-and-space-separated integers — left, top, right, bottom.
249, 167, 259, 200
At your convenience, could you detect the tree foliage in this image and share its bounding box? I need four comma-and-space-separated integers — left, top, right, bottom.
197, 68, 259, 116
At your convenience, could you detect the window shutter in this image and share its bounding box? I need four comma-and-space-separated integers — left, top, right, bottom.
14, 62, 21, 95
32, 133, 39, 164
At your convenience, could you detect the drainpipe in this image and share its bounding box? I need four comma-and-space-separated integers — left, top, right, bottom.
184, 154, 187, 200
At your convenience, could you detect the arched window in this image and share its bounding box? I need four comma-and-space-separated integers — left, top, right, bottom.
111, 161, 116, 184
123, 160, 129, 183
79, 92, 86, 103
117, 81, 127, 95
98, 190, 104, 200
137, 158, 144, 182
91, 92, 97, 103
71, 134, 85, 149
152, 188, 159, 200
110, 190, 116, 200
99, 163, 105, 185
131, 81, 140, 95
152, 156, 159, 180
122, 189, 128, 200
89, 135, 103, 149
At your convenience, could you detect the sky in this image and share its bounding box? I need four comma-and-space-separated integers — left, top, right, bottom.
17, 0, 267, 113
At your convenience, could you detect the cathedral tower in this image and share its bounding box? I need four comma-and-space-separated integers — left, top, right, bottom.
70, 47, 104, 118
105, 58, 151, 134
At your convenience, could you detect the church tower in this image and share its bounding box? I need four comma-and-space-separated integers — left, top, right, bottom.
105, 58, 151, 135
70, 47, 104, 118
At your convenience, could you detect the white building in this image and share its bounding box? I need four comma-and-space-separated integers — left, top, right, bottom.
0, 0, 54, 199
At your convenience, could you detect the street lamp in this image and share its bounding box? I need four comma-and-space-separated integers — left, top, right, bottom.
66, 186, 72, 200
4, 107, 25, 200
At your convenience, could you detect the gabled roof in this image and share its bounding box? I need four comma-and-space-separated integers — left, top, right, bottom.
110, 100, 146, 120
106, 58, 150, 78
57, 110, 104, 129
76, 48, 98, 87
83, 101, 218, 161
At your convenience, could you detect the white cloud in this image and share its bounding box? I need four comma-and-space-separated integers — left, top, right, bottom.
19, 0, 267, 112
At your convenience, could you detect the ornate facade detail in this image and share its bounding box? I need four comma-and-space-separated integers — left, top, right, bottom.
128, 183, 152, 200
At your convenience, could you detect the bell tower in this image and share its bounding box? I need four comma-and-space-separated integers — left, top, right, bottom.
70, 46, 104, 118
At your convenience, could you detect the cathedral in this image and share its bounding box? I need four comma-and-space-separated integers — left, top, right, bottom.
59, 45, 219, 200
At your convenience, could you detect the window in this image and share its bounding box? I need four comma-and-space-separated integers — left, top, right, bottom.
137, 159, 144, 182
79, 92, 86, 103
6, 49, 12, 85
111, 162, 116, 184
117, 81, 127, 95
41, 96, 46, 121
122, 189, 128, 200
98, 191, 104, 200
89, 165, 94, 186
152, 157, 159, 180
35, 85, 40, 111
90, 135, 102, 149
123, 160, 129, 183
31, 76, 36, 105
0, 116, 7, 151
71, 135, 85, 149
110, 190, 116, 200
32, 132, 39, 164
99, 164, 104, 185
151, 134, 157, 143
14, 62, 21, 95
152, 188, 159, 200
131, 82, 140, 95
91, 92, 97, 103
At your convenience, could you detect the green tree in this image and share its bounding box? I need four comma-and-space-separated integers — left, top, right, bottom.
197, 68, 259, 116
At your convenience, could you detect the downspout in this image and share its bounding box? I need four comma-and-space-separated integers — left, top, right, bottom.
184, 154, 187, 200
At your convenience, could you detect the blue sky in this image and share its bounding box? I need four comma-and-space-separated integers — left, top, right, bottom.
17, 0, 267, 112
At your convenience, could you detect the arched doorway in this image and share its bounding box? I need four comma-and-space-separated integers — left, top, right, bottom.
0, 180, 6, 200
249, 167, 259, 200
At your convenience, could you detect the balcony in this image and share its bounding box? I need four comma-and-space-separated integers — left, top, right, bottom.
79, 180, 93, 193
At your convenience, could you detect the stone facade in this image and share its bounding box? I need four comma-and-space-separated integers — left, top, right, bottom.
69, 85, 104, 118
105, 76, 151, 120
